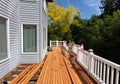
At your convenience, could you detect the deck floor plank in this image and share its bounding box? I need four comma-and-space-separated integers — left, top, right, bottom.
1, 47, 98, 84
37, 47, 83, 84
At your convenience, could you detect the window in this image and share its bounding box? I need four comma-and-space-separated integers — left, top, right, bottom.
22, 24, 37, 53
20, 0, 36, 2
0, 16, 9, 62
43, 28, 46, 49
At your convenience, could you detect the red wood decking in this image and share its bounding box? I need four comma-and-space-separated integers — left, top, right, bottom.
37, 47, 83, 84
0, 47, 97, 84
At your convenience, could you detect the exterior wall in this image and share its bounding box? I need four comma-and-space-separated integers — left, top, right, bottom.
0, 0, 20, 78
19, 0, 48, 63
19, 1, 41, 63
40, 0, 48, 61
0, 0, 48, 78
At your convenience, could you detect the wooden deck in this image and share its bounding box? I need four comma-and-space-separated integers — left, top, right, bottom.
0, 47, 97, 84
37, 47, 82, 84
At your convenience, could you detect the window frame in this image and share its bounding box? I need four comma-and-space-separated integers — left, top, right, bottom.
0, 15, 10, 63
20, 0, 36, 2
21, 23, 38, 55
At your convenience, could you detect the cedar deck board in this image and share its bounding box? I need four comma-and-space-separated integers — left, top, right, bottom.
37, 47, 83, 84
0, 47, 97, 84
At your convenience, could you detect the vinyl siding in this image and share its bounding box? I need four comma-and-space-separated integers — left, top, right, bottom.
0, 0, 48, 78
19, 1, 40, 63
19, 0, 48, 63
0, 0, 20, 78
40, 2, 48, 61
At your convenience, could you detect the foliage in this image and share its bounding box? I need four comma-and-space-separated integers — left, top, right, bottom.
48, 3, 79, 41
100, 0, 120, 16
75, 10, 120, 64
48, 1, 120, 64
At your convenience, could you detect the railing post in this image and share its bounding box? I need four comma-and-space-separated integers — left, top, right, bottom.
80, 44, 84, 50
97, 61, 100, 79
100, 62, 103, 82
77, 45, 80, 59
115, 69, 119, 84
56, 40, 58, 46
50, 40, 51, 47
63, 41, 66, 47
110, 67, 114, 84
103, 63, 106, 83
88, 49, 94, 74
106, 65, 110, 84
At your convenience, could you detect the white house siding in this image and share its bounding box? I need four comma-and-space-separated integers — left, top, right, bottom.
40, 0, 48, 61
0, 0, 48, 78
0, 0, 20, 78
19, 1, 47, 63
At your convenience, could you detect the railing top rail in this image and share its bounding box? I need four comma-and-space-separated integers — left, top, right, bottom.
91, 54, 120, 69
77, 45, 120, 70
72, 43, 120, 84
73, 44, 78, 47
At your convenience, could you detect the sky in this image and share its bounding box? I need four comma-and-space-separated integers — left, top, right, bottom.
56, 0, 102, 19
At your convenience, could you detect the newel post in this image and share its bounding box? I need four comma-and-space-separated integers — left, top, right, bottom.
77, 45, 80, 60
63, 41, 66, 47
56, 40, 58, 47
88, 49, 94, 74
80, 44, 84, 50
89, 49, 93, 54
50, 40, 51, 47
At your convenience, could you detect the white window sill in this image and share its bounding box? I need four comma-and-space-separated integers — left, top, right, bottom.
22, 52, 38, 55
0, 57, 10, 64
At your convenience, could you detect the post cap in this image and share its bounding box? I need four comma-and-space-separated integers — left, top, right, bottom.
88, 49, 94, 54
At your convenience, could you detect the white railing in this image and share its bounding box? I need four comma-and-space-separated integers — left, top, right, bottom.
73, 44, 120, 84
49, 40, 120, 84
50, 40, 67, 47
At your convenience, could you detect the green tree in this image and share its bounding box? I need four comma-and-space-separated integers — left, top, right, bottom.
100, 0, 120, 16
48, 2, 78, 41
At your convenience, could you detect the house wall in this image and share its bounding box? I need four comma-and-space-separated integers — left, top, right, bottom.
40, 0, 48, 61
0, 0, 48, 78
0, 0, 20, 78
19, 0, 48, 63
19, 1, 41, 63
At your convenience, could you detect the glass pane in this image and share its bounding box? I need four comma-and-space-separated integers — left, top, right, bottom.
23, 25, 37, 52
0, 17, 7, 61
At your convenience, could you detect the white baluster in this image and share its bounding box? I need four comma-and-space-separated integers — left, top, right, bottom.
115, 70, 119, 84
94, 59, 97, 76
103, 63, 106, 83
110, 67, 114, 84
50, 40, 51, 47
56, 40, 58, 46
106, 65, 110, 84
97, 61, 100, 79
100, 62, 103, 81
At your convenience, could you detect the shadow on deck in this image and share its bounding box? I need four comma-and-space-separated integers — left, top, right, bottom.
0, 47, 98, 84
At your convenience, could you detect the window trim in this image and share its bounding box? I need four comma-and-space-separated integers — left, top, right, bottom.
20, 0, 36, 2
21, 23, 38, 55
0, 15, 10, 63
